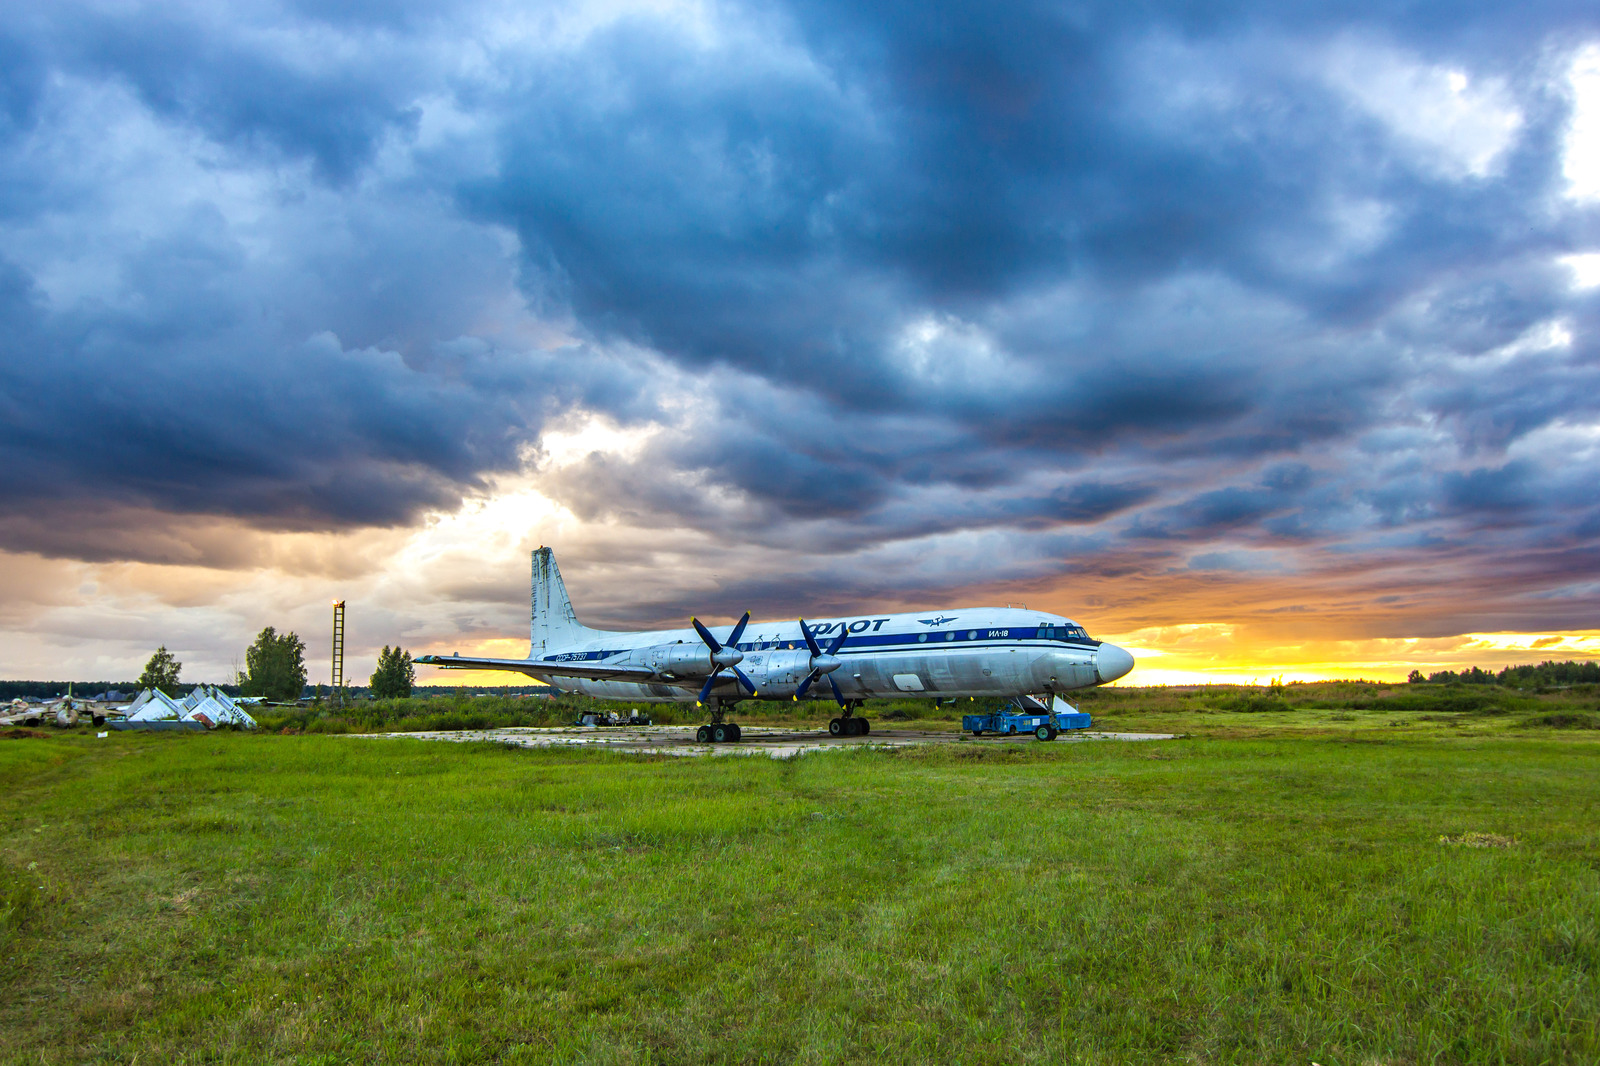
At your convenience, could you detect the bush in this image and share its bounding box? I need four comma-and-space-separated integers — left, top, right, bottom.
1525, 712, 1600, 730
1377, 688, 1525, 716
1214, 693, 1292, 714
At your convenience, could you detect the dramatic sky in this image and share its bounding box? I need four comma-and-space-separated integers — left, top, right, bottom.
3, 0, 1599, 687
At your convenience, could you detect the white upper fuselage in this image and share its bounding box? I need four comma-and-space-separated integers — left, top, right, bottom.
537, 607, 1135, 703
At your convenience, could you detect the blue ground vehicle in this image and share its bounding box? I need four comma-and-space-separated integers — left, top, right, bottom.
963, 696, 1091, 741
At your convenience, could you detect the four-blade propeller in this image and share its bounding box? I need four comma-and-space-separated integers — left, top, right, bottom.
692, 611, 757, 703
794, 619, 850, 706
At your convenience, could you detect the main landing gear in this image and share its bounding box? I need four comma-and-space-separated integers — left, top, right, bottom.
828, 702, 871, 737
695, 722, 743, 743
695, 699, 744, 744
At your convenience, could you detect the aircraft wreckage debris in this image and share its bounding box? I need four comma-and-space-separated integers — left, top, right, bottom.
348, 724, 1177, 759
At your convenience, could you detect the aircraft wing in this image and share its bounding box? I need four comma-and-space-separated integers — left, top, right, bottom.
414, 653, 662, 684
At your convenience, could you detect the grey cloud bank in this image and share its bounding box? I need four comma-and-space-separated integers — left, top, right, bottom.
1, 0, 1598, 655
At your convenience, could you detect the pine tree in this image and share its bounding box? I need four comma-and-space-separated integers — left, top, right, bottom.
370, 645, 415, 699
138, 646, 183, 696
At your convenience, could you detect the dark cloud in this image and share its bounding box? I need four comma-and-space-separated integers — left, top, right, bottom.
0, 0, 1597, 640
1441, 461, 1541, 519
1044, 481, 1157, 523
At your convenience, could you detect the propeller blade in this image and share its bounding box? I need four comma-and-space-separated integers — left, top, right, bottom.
731, 666, 758, 695
726, 611, 752, 648
698, 672, 720, 703
827, 673, 845, 707
794, 670, 817, 700
826, 626, 850, 656
691, 617, 722, 653
797, 618, 823, 658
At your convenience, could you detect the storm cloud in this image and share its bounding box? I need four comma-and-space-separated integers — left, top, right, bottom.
2, 0, 1599, 679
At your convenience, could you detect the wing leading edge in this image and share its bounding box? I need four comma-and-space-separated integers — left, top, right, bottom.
414, 654, 660, 684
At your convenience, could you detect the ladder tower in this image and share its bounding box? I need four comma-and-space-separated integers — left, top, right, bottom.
331, 600, 346, 708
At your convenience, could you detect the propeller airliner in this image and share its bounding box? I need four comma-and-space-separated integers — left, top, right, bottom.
417, 548, 1136, 742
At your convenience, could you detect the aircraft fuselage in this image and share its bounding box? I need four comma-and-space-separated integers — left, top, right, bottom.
416, 549, 1136, 709
536, 608, 1132, 703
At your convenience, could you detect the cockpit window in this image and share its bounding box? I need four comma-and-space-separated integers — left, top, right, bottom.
1038, 623, 1092, 642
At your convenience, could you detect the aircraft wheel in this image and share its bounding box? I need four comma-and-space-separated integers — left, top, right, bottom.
828, 718, 844, 737
696, 725, 712, 743
858, 719, 870, 736
727, 723, 742, 742
1035, 724, 1052, 741
1046, 725, 1059, 740
713, 724, 731, 743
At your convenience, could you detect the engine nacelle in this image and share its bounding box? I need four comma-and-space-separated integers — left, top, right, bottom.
642, 643, 717, 678
745, 649, 813, 692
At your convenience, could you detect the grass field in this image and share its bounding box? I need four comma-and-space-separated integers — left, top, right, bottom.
257, 678, 1600, 738
3, 704, 1599, 1063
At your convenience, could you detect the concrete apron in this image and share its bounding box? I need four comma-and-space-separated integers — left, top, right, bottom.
348, 724, 1179, 759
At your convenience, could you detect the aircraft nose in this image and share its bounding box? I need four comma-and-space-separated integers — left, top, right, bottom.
1095, 643, 1135, 684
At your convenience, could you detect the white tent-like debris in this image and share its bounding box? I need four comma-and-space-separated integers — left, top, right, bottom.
120, 689, 155, 716
119, 685, 256, 729
181, 685, 257, 728
125, 688, 187, 721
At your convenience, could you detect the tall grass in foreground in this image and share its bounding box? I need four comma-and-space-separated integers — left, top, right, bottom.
2, 732, 1597, 1063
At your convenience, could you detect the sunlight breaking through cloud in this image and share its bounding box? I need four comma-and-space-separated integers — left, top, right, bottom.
1, 0, 1598, 685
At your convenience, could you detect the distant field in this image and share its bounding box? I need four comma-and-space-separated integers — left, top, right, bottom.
3, 711, 1598, 1063
250, 678, 1600, 738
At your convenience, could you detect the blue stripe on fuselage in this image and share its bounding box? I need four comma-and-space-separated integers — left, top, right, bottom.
541, 630, 1099, 662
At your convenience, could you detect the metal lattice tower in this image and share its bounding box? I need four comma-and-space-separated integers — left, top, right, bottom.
331, 600, 346, 707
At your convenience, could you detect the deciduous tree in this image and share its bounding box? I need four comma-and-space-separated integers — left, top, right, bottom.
369, 645, 415, 699
138, 646, 182, 696
241, 627, 308, 701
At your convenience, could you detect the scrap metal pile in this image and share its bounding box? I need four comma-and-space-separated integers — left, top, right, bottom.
1, 695, 102, 728
116, 685, 258, 730
1, 686, 258, 731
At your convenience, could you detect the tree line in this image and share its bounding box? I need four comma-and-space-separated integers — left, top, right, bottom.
126, 629, 415, 702
1408, 660, 1600, 687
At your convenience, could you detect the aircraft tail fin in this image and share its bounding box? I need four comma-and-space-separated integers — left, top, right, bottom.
530, 547, 592, 657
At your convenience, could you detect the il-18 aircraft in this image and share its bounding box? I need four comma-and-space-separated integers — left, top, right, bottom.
418, 548, 1135, 742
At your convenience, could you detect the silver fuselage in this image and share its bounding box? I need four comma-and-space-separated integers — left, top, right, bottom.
539, 607, 1134, 703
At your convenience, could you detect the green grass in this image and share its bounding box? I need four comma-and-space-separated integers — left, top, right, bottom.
1074, 680, 1600, 740
2, 724, 1598, 1063
263, 678, 1600, 739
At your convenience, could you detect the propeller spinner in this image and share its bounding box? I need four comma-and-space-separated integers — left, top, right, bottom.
692, 612, 757, 703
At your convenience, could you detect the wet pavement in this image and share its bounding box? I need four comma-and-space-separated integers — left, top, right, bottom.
352, 724, 1179, 759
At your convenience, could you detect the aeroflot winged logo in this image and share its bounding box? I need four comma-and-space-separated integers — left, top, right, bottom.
918, 616, 958, 626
